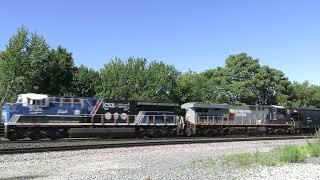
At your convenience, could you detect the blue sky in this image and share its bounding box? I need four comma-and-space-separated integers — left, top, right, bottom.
1, 0, 320, 84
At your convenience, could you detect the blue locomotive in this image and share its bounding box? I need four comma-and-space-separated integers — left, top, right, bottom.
2, 93, 99, 140
2, 93, 97, 122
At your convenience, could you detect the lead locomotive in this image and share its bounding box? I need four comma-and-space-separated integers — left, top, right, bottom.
2, 93, 180, 140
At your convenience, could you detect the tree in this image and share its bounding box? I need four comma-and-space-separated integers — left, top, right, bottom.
26, 32, 50, 92
174, 71, 213, 103
140, 61, 179, 101
41, 46, 74, 95
3, 27, 320, 109
98, 58, 136, 99
97, 57, 179, 101
0, 27, 30, 106
0, 27, 76, 109
286, 81, 320, 108
68, 65, 100, 97
204, 53, 290, 105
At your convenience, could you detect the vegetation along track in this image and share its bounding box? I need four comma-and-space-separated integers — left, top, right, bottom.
0, 136, 313, 155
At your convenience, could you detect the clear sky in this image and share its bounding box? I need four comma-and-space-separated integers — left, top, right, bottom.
1, 0, 320, 84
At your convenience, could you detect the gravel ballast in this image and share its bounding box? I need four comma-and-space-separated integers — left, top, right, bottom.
0, 139, 318, 179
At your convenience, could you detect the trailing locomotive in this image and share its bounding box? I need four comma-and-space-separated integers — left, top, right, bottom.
181, 103, 294, 136
2, 93, 320, 140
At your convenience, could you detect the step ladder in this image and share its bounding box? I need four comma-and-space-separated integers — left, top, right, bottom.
0, 123, 4, 137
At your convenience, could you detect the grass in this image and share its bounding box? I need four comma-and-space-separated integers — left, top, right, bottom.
307, 143, 320, 157
223, 151, 280, 168
189, 130, 320, 171
275, 145, 308, 163
222, 145, 309, 169
221, 130, 320, 168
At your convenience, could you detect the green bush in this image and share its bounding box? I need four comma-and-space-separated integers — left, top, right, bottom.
223, 151, 279, 168
307, 143, 320, 157
275, 145, 308, 163
314, 129, 320, 144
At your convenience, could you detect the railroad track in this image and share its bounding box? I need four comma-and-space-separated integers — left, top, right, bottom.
0, 135, 314, 154
0, 138, 117, 144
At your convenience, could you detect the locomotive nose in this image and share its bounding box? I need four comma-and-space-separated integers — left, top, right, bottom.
1, 103, 21, 124
2, 104, 11, 123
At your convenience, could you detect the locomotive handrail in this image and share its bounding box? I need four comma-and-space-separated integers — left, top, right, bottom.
91, 114, 178, 126
49, 97, 94, 109
194, 114, 294, 126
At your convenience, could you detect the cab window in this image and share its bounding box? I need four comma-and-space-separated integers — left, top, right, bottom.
17, 98, 23, 103
27, 98, 46, 106
274, 108, 288, 119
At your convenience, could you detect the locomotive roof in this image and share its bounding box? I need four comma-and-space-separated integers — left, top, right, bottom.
181, 102, 229, 109
271, 105, 285, 109
136, 101, 178, 107
18, 93, 48, 100
181, 102, 285, 110
103, 99, 179, 107
293, 108, 320, 111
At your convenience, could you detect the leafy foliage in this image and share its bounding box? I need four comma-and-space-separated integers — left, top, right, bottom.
204, 53, 290, 105
174, 71, 214, 103
286, 81, 320, 108
98, 58, 179, 101
0, 27, 75, 108
68, 65, 100, 97
142, 61, 179, 101
39, 46, 74, 95
0, 27, 33, 106
1, 27, 320, 108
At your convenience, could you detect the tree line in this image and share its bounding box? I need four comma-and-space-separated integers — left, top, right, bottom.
0, 27, 319, 108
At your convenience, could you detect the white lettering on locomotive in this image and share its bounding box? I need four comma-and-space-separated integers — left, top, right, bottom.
103, 102, 129, 111
230, 109, 252, 117
103, 103, 115, 109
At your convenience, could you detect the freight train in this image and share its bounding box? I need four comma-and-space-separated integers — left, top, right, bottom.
1, 93, 320, 140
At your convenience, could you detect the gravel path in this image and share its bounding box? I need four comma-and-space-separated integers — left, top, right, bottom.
0, 139, 318, 179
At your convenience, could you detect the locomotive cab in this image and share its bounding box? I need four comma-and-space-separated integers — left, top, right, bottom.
17, 93, 49, 107
268, 105, 290, 122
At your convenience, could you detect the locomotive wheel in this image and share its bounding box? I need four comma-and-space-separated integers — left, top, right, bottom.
48, 132, 60, 140
6, 129, 18, 141
29, 133, 40, 140
147, 129, 159, 138
204, 129, 219, 137
158, 129, 168, 137
59, 129, 69, 138
48, 129, 62, 140
185, 128, 192, 137
274, 129, 286, 135
49, 136, 60, 140
139, 130, 148, 138
7, 133, 18, 141
29, 129, 41, 140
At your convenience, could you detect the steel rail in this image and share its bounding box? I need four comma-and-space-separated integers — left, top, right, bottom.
0, 135, 314, 155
